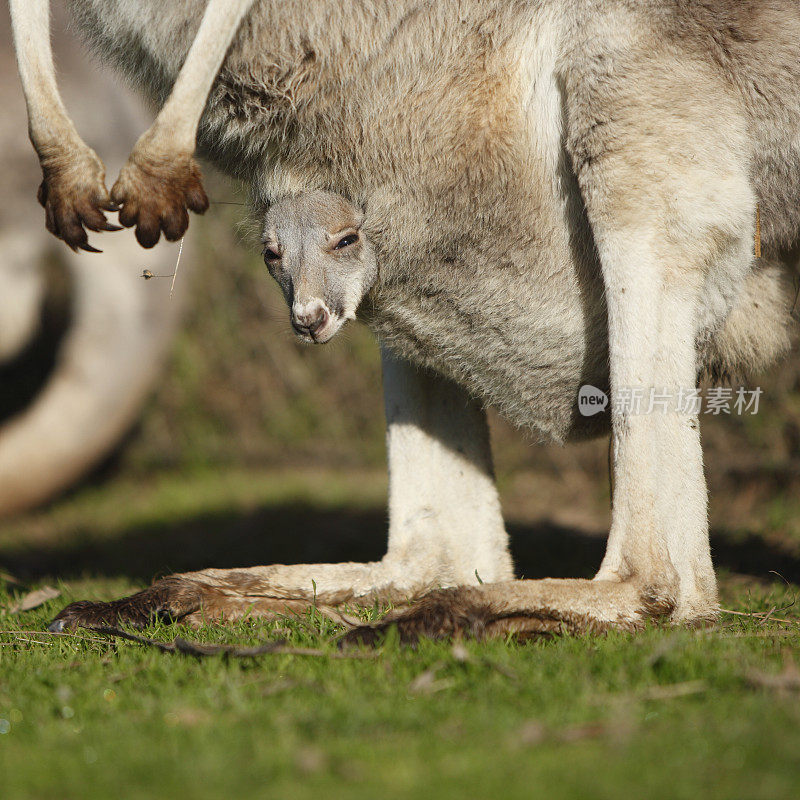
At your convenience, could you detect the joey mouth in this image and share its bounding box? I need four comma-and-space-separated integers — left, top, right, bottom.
291, 317, 344, 343
291, 299, 344, 343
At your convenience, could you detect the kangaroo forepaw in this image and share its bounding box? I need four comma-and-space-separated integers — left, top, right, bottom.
48, 577, 204, 632
38, 147, 121, 252
111, 150, 209, 248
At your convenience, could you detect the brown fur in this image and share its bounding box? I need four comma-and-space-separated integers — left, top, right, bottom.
35, 140, 120, 252
111, 151, 208, 248
341, 585, 667, 647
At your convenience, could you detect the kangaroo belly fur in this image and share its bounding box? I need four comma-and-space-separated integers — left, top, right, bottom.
69, 0, 800, 441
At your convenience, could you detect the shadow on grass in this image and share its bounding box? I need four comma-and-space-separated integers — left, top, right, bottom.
1, 504, 799, 587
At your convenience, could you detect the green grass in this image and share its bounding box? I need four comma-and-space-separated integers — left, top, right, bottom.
1, 471, 799, 800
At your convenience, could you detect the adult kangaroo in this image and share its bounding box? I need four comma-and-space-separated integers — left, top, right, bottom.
10, 0, 800, 641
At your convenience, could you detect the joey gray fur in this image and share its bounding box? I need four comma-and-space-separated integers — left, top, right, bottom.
262, 191, 376, 344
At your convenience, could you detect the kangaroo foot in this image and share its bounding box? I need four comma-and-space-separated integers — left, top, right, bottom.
49, 570, 348, 632
49, 577, 206, 631
342, 580, 677, 647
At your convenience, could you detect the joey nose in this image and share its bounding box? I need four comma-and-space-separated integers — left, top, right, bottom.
293, 304, 329, 336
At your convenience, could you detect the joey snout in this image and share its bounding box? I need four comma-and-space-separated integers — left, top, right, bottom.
291, 298, 333, 342
262, 189, 377, 345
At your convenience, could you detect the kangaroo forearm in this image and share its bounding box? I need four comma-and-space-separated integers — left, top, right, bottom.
9, 0, 79, 150
145, 0, 257, 151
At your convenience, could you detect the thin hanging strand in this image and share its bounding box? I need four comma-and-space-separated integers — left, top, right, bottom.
141, 192, 241, 293
170, 237, 184, 299
140, 236, 185, 299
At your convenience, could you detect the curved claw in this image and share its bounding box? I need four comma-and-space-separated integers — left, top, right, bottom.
111, 152, 209, 249
37, 175, 121, 253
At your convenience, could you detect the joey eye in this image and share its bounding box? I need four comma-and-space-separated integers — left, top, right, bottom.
333, 233, 359, 250
263, 246, 281, 262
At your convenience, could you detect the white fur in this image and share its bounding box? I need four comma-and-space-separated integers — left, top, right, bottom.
128, 0, 256, 155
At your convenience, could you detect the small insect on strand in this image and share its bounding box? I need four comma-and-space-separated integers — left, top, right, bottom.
141, 237, 185, 299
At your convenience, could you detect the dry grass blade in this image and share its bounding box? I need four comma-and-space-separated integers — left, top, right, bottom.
641, 680, 707, 701
9, 586, 60, 614
0, 629, 109, 645
449, 641, 519, 681
714, 629, 799, 639
93, 626, 378, 659
747, 651, 800, 692
174, 637, 288, 657
312, 606, 361, 628
0, 571, 25, 587
720, 608, 799, 626
557, 723, 607, 743
408, 662, 455, 695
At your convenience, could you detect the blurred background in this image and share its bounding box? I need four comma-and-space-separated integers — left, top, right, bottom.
2, 6, 800, 598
